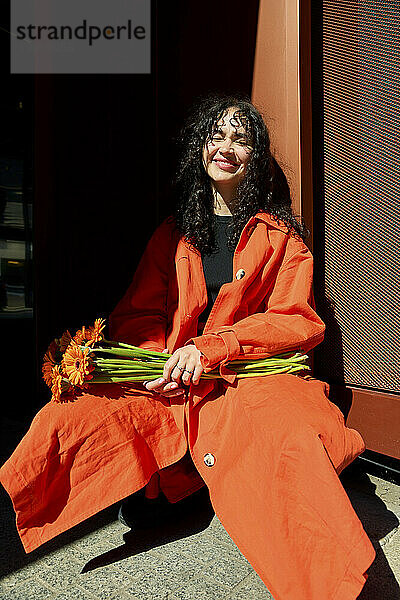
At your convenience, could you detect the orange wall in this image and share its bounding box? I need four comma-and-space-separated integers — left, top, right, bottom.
251, 0, 301, 215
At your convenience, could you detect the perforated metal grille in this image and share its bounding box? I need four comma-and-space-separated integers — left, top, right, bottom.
312, 1, 400, 392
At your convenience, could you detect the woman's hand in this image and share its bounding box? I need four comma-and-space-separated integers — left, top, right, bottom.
143, 345, 204, 397
162, 344, 204, 386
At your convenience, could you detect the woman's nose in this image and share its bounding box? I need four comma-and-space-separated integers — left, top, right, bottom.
219, 139, 234, 153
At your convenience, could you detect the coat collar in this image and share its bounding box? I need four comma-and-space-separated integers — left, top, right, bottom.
252, 211, 289, 234
177, 211, 289, 237
176, 211, 289, 258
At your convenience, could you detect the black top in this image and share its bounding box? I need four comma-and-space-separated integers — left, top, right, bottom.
198, 214, 234, 326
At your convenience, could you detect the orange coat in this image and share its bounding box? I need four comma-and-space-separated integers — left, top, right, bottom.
0, 212, 375, 600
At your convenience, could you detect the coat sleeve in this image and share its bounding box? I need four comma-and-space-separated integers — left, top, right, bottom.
108, 220, 173, 353
187, 237, 325, 374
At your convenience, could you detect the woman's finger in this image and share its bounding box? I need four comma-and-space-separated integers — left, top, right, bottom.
142, 378, 185, 398
181, 360, 196, 386
163, 381, 179, 391
168, 356, 187, 384
171, 362, 186, 384
161, 388, 185, 398
155, 381, 185, 398
163, 352, 182, 383
143, 377, 166, 391
191, 363, 204, 385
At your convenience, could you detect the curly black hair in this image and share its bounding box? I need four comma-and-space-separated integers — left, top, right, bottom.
172, 92, 309, 254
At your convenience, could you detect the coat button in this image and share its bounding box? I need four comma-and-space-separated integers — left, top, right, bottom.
203, 453, 215, 467
235, 269, 245, 280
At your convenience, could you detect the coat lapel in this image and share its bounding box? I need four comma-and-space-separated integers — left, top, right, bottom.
175, 238, 208, 319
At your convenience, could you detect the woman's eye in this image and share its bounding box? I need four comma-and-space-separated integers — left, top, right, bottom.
212, 135, 223, 141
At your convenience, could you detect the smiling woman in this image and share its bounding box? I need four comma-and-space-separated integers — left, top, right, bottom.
0, 92, 375, 600
202, 106, 253, 186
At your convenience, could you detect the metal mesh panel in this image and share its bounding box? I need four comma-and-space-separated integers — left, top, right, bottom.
312, 1, 400, 392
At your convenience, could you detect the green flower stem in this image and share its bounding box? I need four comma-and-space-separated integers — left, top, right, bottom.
232, 353, 307, 366
238, 360, 308, 370
91, 347, 157, 358
94, 369, 163, 376
94, 366, 296, 375
91, 364, 309, 382
94, 342, 308, 366
93, 361, 309, 374
93, 355, 308, 368
100, 339, 171, 358
93, 360, 165, 368
90, 365, 308, 384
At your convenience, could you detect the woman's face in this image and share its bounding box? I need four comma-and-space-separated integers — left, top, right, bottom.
202, 106, 253, 187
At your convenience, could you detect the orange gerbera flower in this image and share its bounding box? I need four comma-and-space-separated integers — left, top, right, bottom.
73, 318, 106, 347
50, 365, 73, 403
60, 330, 72, 353
42, 339, 61, 386
45, 339, 60, 361
73, 327, 86, 346
85, 317, 106, 345
43, 358, 55, 387
62, 342, 94, 387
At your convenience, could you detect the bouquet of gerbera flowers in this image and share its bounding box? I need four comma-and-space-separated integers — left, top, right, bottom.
42, 318, 310, 403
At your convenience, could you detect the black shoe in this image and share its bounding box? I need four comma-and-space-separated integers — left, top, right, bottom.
118, 486, 211, 530
118, 488, 172, 530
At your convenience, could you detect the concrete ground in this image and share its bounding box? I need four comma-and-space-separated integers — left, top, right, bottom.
0, 417, 399, 600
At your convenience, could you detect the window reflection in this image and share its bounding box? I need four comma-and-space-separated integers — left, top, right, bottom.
0, 152, 33, 317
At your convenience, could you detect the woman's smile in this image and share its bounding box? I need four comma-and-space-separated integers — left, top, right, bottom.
213, 157, 239, 171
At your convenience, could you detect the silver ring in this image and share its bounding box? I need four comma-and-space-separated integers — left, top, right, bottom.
175, 365, 185, 372
184, 369, 194, 374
